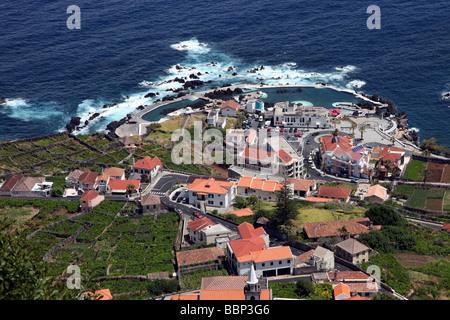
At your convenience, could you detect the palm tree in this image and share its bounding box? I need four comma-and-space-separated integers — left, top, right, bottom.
367, 168, 373, 184
126, 184, 136, 196
390, 135, 396, 146
306, 119, 311, 131
359, 126, 366, 140
332, 128, 339, 137
351, 122, 357, 135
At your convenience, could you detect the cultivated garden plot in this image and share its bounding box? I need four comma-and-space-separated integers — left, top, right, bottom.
0, 132, 132, 177
403, 159, 450, 183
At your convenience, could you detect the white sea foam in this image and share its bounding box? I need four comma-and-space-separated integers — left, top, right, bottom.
1, 98, 63, 122
409, 127, 420, 132
346, 80, 366, 89
170, 38, 210, 54
69, 38, 366, 134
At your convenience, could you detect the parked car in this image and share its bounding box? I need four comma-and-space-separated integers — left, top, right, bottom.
193, 212, 204, 219
350, 179, 359, 183
312, 132, 320, 136
306, 140, 310, 144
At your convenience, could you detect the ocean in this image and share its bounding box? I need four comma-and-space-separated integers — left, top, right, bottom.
0, 0, 449, 145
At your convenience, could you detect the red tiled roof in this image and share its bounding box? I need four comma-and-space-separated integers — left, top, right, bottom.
320, 136, 352, 152
379, 147, 405, 163
287, 178, 316, 191
238, 222, 265, 239
306, 196, 334, 203
277, 149, 293, 163
334, 283, 351, 298
199, 276, 271, 300
238, 246, 292, 263
220, 100, 239, 110
132, 156, 162, 170
302, 218, 375, 239
176, 247, 225, 267
107, 179, 140, 191
187, 217, 217, 232
237, 176, 283, 192
0, 175, 23, 191
317, 186, 352, 199
79, 171, 98, 184
225, 208, 255, 217
228, 237, 267, 258
81, 190, 100, 201
188, 177, 235, 195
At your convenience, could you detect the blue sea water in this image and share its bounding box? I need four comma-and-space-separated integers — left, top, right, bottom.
0, 0, 449, 144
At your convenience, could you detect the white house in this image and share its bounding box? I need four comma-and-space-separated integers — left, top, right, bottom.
132, 156, 163, 181
206, 109, 226, 128
227, 239, 294, 278
273, 101, 330, 129
220, 100, 239, 117
187, 177, 236, 208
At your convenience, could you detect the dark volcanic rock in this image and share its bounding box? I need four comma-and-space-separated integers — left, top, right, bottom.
65, 116, 81, 133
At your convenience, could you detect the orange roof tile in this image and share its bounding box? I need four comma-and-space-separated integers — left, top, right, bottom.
303, 218, 375, 239
171, 293, 200, 300
237, 176, 253, 188
225, 208, 255, 217
306, 196, 334, 203
237, 246, 292, 263
334, 283, 351, 298
238, 222, 265, 239
287, 178, 316, 191
277, 149, 293, 163
365, 184, 387, 200
317, 186, 352, 199
176, 247, 225, 267
188, 177, 235, 194
108, 179, 140, 191
79, 171, 98, 184
321, 136, 352, 152
81, 190, 101, 201
132, 156, 162, 170
187, 217, 217, 232
199, 276, 270, 300
103, 167, 125, 178
228, 237, 267, 258
220, 100, 239, 110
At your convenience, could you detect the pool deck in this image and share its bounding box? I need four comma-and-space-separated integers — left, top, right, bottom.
115, 83, 386, 138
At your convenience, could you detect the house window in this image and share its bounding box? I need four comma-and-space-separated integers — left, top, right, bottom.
262, 263, 265, 267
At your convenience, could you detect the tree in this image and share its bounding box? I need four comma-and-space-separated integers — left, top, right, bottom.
332, 128, 339, 137
233, 196, 248, 209
273, 182, 296, 229
337, 225, 350, 240
126, 184, 136, 195
359, 125, 366, 140
351, 122, 357, 135
296, 279, 314, 297
364, 204, 407, 226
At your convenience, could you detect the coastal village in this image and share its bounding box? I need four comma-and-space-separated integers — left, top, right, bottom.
1, 83, 449, 301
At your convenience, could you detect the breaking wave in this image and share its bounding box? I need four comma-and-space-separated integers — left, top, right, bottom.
39, 37, 365, 134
